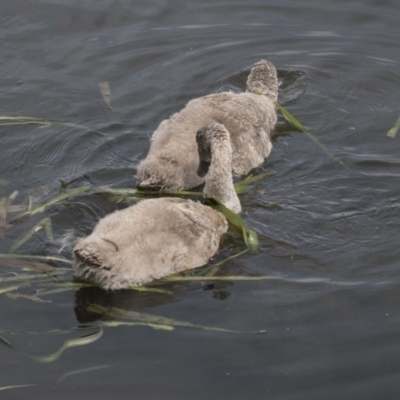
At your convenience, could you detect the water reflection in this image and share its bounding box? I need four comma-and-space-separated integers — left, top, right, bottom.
74, 285, 178, 324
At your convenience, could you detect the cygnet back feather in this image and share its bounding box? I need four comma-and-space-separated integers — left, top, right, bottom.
73, 197, 228, 290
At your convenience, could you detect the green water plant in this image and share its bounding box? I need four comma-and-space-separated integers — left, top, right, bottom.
163, 275, 278, 282
387, 115, 400, 138
210, 201, 259, 251
88, 304, 265, 334
0, 116, 107, 136
0, 253, 72, 264
0, 325, 103, 363
10, 217, 53, 253
99, 81, 112, 109
275, 102, 349, 169
0, 384, 40, 393
3, 171, 271, 255
0, 364, 113, 392
0, 299, 266, 367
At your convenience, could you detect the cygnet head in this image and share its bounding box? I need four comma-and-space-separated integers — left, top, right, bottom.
196, 123, 241, 214
246, 59, 278, 101
137, 156, 184, 191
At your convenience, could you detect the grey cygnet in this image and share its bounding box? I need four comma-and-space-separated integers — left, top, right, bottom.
137, 59, 278, 191
73, 198, 228, 290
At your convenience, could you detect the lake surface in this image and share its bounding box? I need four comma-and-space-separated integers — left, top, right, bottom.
1, 0, 400, 398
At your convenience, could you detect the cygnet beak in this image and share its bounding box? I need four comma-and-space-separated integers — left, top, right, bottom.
197, 160, 210, 177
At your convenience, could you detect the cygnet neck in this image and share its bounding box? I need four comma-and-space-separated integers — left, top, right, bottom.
197, 123, 241, 214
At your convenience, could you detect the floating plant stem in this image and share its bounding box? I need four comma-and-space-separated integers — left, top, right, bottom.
163, 275, 278, 282
99, 82, 112, 110
98, 186, 203, 197
387, 115, 400, 138
43, 218, 53, 241
129, 286, 173, 294
0, 325, 97, 337
37, 282, 94, 289
0, 384, 40, 392
11, 217, 53, 253
0, 258, 60, 273
0, 325, 103, 363
0, 195, 6, 227
0, 273, 45, 284
91, 304, 266, 334
275, 102, 350, 169
0, 253, 72, 265
0, 270, 71, 295
102, 321, 175, 331
0, 271, 66, 286
0, 116, 107, 136
88, 304, 243, 333
164, 190, 203, 196
233, 172, 274, 194
206, 248, 250, 276
0, 284, 29, 295
102, 176, 270, 198
7, 191, 19, 205
9, 177, 268, 228
36, 287, 76, 296
7, 205, 26, 214
67, 202, 100, 220
55, 364, 113, 387
210, 201, 260, 251
30, 185, 92, 216
0, 358, 110, 391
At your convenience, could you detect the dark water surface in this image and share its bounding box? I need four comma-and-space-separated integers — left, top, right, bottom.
1, 0, 400, 399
